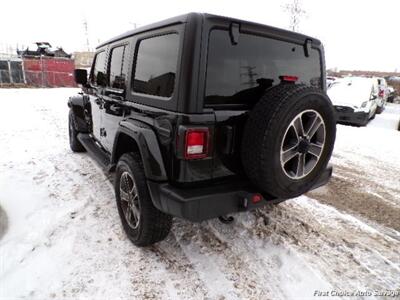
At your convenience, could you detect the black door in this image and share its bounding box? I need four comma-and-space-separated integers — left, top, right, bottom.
101, 44, 130, 152
88, 51, 107, 142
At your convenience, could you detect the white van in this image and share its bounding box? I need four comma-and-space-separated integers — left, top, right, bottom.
328, 77, 378, 126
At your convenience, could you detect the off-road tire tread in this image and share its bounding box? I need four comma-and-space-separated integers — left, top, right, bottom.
116, 153, 172, 246
242, 84, 336, 198
69, 110, 86, 152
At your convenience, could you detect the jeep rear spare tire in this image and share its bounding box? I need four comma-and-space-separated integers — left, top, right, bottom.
241, 84, 336, 199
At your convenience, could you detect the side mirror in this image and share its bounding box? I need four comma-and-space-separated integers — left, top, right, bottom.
74, 69, 88, 85
370, 94, 377, 100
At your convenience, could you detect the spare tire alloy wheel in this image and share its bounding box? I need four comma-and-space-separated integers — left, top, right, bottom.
280, 110, 325, 180
241, 84, 336, 199
119, 171, 140, 229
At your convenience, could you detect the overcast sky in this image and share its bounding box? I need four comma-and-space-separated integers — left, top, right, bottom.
1, 0, 399, 72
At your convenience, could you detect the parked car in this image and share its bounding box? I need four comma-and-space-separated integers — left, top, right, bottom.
375, 77, 388, 113
387, 86, 397, 103
68, 13, 336, 246
328, 77, 378, 126
326, 76, 337, 88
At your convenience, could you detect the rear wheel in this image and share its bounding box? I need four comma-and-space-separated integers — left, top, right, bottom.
115, 153, 172, 246
241, 84, 336, 199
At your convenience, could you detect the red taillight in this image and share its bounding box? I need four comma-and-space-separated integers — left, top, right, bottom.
379, 90, 384, 97
279, 75, 299, 83
251, 193, 262, 204
185, 129, 209, 159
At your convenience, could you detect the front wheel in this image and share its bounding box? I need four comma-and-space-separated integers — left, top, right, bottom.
68, 110, 85, 152
115, 153, 172, 246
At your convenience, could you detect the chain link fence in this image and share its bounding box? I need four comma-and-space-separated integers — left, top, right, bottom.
0, 56, 25, 85
0, 43, 77, 87
23, 57, 76, 87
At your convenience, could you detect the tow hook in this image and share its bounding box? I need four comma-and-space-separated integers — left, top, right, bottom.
218, 215, 234, 224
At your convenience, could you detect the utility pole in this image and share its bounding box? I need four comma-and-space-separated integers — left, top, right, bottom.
283, 0, 306, 32
83, 18, 90, 51
129, 22, 138, 29
240, 66, 258, 87
40, 54, 45, 87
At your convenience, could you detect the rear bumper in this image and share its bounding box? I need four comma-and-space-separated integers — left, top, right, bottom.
335, 107, 369, 126
148, 166, 333, 222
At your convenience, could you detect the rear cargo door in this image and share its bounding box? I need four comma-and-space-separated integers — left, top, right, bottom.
204, 28, 323, 179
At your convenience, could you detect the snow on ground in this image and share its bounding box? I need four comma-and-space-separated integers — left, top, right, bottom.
0, 88, 399, 300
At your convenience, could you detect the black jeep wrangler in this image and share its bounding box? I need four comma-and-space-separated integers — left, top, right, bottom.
68, 13, 336, 246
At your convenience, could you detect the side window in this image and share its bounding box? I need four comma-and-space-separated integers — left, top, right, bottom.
133, 33, 179, 98
108, 45, 129, 90
92, 51, 107, 86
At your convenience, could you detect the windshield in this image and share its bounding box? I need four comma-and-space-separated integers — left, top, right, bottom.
205, 29, 322, 107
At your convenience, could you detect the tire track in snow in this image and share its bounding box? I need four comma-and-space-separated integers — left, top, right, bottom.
206, 215, 334, 300
252, 199, 400, 292
172, 221, 242, 300
21, 136, 209, 299
149, 235, 210, 300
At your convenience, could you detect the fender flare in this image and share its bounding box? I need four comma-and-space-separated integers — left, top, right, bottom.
111, 119, 167, 181
67, 94, 90, 132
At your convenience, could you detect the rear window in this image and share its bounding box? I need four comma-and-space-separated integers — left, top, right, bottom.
205, 29, 322, 107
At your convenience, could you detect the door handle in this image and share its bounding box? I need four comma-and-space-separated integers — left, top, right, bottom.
105, 103, 124, 116
104, 88, 125, 101
109, 94, 124, 101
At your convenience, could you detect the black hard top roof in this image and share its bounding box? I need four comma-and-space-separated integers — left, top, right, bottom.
96, 12, 319, 49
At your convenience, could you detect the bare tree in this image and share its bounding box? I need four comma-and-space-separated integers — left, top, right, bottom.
283, 0, 307, 32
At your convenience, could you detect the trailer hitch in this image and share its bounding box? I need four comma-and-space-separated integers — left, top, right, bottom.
218, 215, 234, 224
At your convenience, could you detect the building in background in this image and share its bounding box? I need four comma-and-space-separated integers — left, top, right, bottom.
73, 51, 95, 72
17, 42, 71, 59
22, 57, 76, 87
0, 42, 81, 87
327, 69, 400, 78
327, 69, 400, 95
18, 42, 76, 87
